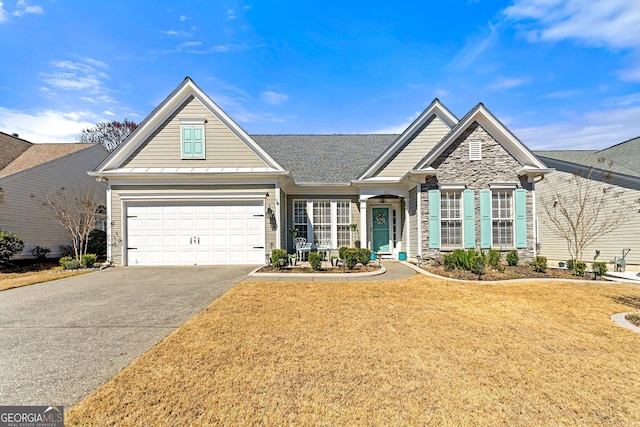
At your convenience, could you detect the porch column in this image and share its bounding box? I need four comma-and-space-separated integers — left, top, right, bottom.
360, 199, 367, 249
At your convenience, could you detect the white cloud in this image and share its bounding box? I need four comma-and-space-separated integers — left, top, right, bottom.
0, 2, 8, 22
179, 15, 189, 22
103, 110, 115, 116
514, 105, 640, 150
490, 77, 531, 90
162, 29, 191, 37
40, 58, 114, 102
448, 23, 498, 71
13, 0, 43, 16
260, 91, 289, 105
0, 107, 98, 144
540, 89, 582, 99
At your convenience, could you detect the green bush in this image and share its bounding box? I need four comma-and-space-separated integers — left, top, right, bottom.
344, 249, 359, 269
566, 259, 575, 271
338, 246, 349, 260
87, 229, 107, 258
270, 249, 288, 267
64, 258, 81, 270
59, 256, 73, 267
355, 248, 372, 266
308, 252, 323, 271
506, 250, 519, 267
443, 252, 457, 271
0, 230, 24, 267
31, 246, 51, 263
81, 253, 97, 268
483, 248, 503, 272
531, 256, 547, 273
573, 260, 587, 277
592, 261, 608, 277
59, 245, 74, 258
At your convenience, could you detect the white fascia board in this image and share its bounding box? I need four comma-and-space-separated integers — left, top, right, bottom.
415, 105, 548, 171
357, 99, 458, 180
96, 78, 285, 173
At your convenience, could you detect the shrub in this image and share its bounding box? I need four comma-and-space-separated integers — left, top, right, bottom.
31, 246, 51, 263
64, 258, 81, 270
506, 250, 519, 267
338, 246, 349, 260
308, 252, 323, 271
0, 230, 24, 267
531, 256, 547, 273
566, 259, 575, 271
443, 253, 457, 271
573, 260, 587, 277
81, 253, 97, 268
87, 229, 107, 258
592, 261, 607, 277
343, 249, 359, 269
59, 256, 73, 267
355, 248, 372, 266
270, 249, 288, 267
483, 248, 503, 272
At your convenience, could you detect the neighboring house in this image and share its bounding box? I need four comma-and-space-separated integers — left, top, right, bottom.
0, 132, 108, 259
535, 136, 640, 270
92, 77, 552, 266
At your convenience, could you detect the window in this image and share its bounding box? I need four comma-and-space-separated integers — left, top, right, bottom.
181, 123, 205, 159
336, 201, 351, 247
492, 190, 513, 246
441, 191, 462, 247
95, 205, 107, 232
293, 200, 308, 240
293, 199, 351, 247
312, 201, 331, 243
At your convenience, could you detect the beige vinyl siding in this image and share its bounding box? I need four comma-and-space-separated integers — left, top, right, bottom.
375, 116, 451, 177
285, 195, 360, 252
123, 96, 267, 169
109, 184, 275, 266
536, 170, 640, 270
0, 146, 107, 258
408, 187, 418, 257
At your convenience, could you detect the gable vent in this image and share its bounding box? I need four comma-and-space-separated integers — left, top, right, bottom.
469, 140, 482, 160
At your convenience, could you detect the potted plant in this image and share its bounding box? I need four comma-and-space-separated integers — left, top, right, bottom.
289, 254, 297, 266
331, 255, 338, 266
289, 227, 299, 239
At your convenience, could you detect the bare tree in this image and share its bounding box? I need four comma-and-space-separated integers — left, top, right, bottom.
540, 159, 630, 263
34, 186, 104, 260
79, 119, 138, 152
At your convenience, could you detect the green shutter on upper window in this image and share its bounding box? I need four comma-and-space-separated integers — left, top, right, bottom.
479, 189, 491, 249
515, 189, 527, 248
182, 126, 193, 157
428, 190, 440, 248
463, 189, 475, 248
192, 126, 204, 157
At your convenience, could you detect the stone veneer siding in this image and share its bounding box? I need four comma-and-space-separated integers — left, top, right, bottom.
420, 122, 535, 261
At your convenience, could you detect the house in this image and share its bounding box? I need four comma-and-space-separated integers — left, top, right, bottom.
535, 137, 640, 270
91, 77, 552, 266
0, 132, 108, 259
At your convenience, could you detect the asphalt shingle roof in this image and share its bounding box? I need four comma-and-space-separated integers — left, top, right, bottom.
252, 134, 398, 183
0, 132, 32, 170
0, 143, 99, 180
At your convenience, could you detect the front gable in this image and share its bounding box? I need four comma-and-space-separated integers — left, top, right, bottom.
95, 77, 284, 175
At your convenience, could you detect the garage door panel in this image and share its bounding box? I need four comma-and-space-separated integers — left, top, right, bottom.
126, 201, 265, 266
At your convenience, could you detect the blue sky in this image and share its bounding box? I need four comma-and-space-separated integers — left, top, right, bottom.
1, 0, 639, 150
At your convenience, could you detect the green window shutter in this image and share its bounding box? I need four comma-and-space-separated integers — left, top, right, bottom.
463, 189, 475, 248
479, 190, 491, 249
192, 126, 204, 157
428, 190, 440, 248
182, 126, 193, 157
515, 189, 527, 248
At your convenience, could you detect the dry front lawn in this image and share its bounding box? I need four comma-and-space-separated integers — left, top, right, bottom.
0, 267, 90, 291
68, 276, 640, 425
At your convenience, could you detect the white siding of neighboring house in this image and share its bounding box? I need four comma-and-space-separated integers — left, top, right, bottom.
536, 169, 640, 270
122, 96, 268, 169
0, 146, 107, 258
108, 184, 277, 266
375, 116, 451, 177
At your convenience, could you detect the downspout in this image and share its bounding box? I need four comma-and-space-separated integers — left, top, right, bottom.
275, 181, 281, 250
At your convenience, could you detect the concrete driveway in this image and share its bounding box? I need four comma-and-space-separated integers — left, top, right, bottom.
0, 266, 254, 407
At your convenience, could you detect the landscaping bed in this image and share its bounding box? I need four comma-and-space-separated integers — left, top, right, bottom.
256, 264, 381, 274
423, 264, 603, 281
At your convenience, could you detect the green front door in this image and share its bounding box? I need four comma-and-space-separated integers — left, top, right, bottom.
372, 207, 390, 253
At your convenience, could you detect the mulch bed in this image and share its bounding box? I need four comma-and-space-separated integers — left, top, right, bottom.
257, 265, 381, 274
626, 313, 640, 327
423, 264, 606, 281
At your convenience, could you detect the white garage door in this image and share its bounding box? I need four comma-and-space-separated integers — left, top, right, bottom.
126, 201, 265, 265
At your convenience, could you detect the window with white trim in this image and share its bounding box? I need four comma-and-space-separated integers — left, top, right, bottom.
293, 200, 308, 239
336, 201, 351, 247
312, 201, 331, 243
95, 205, 107, 232
440, 191, 462, 247
492, 190, 513, 246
